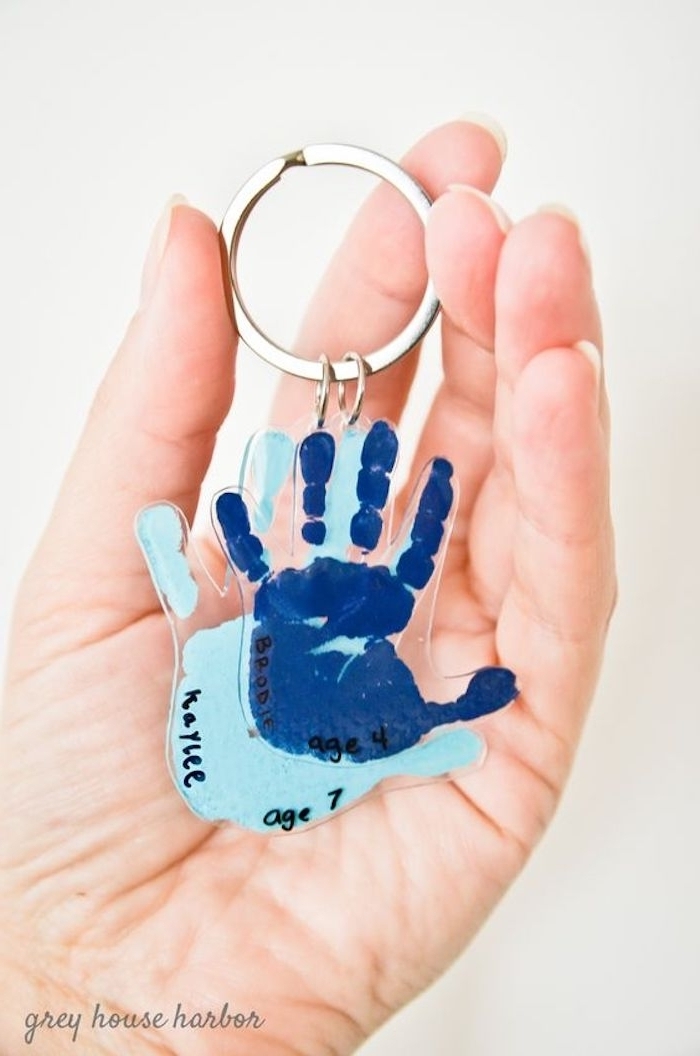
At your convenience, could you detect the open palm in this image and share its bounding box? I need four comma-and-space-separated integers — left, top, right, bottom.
0, 121, 615, 1056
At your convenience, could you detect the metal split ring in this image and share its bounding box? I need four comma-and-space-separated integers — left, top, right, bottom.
220, 143, 441, 384
337, 352, 367, 425
314, 354, 332, 427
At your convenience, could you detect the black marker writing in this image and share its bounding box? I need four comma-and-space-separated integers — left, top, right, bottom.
180, 689, 205, 787
252, 635, 274, 731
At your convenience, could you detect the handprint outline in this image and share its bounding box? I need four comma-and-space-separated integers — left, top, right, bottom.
136, 418, 517, 833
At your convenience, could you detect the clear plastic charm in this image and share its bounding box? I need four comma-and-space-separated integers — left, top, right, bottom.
136, 415, 517, 833
136, 143, 518, 833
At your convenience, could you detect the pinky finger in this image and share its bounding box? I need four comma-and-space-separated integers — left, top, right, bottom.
214, 491, 270, 583
136, 503, 205, 621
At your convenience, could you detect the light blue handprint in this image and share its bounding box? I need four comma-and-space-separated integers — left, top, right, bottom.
136, 419, 517, 834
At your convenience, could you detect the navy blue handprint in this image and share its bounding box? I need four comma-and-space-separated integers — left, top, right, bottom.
216, 421, 517, 765
136, 418, 517, 832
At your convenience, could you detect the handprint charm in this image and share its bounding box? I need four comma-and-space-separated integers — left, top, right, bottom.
136, 418, 518, 834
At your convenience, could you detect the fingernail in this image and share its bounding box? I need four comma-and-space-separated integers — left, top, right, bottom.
140, 194, 188, 306
574, 339, 602, 389
537, 203, 591, 263
458, 112, 508, 162
445, 184, 511, 234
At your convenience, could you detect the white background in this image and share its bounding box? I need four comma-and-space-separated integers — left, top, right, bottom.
1, 1, 699, 1053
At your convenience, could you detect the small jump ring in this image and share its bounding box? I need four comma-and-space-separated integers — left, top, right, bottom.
337, 352, 367, 425
315, 354, 332, 427
220, 144, 440, 383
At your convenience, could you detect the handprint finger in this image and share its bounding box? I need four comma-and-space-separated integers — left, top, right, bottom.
215, 491, 270, 583
298, 430, 335, 546
425, 667, 518, 727
350, 420, 399, 552
135, 503, 201, 621
239, 428, 295, 535
391, 458, 455, 590
318, 426, 367, 557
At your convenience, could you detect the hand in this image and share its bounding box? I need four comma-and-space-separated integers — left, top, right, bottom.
0, 119, 615, 1056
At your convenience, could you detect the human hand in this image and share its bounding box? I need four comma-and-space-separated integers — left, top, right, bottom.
0, 119, 615, 1056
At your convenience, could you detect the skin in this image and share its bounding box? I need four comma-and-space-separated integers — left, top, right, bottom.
0, 120, 616, 1056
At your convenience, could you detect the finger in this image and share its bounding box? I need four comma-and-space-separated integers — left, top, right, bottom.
299, 430, 336, 546
349, 421, 399, 553
22, 201, 236, 641
389, 458, 454, 591
240, 428, 296, 534
135, 504, 200, 621
496, 345, 616, 745
404, 186, 509, 570
319, 425, 372, 558
468, 208, 604, 620
215, 491, 270, 583
135, 502, 228, 625
270, 118, 507, 428
427, 184, 511, 351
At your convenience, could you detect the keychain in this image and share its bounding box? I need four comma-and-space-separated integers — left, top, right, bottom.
136, 144, 518, 834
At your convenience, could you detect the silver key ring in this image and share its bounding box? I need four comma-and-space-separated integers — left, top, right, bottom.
220, 143, 441, 383
314, 354, 332, 427
337, 351, 367, 425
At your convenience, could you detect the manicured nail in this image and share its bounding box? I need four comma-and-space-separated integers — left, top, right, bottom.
574, 340, 602, 389
458, 112, 508, 162
140, 193, 188, 306
446, 184, 511, 234
537, 203, 591, 263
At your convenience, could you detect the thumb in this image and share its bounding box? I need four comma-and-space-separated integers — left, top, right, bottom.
16, 200, 237, 649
